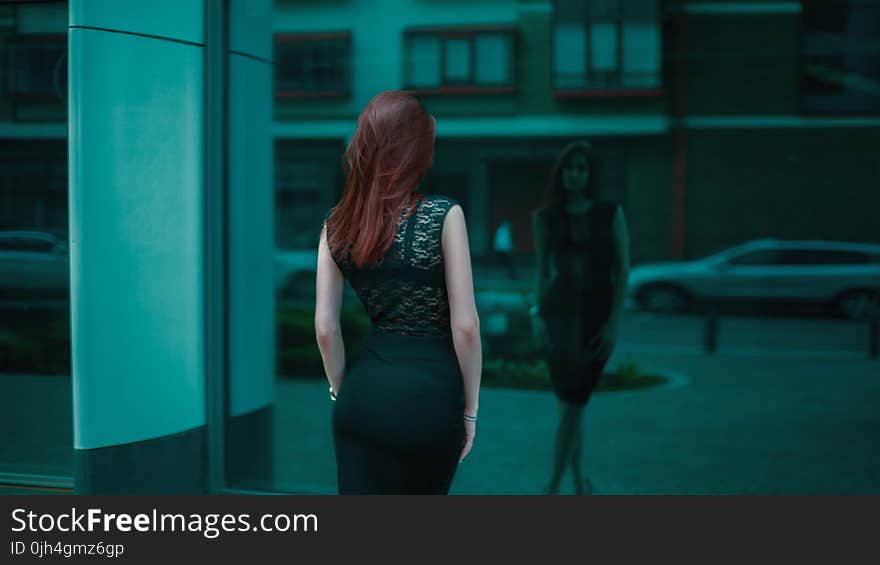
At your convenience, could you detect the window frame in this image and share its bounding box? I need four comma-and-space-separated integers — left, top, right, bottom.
551, 0, 663, 98
402, 24, 517, 95
273, 30, 352, 100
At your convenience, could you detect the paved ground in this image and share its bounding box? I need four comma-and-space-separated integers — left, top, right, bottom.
270, 349, 880, 495
3, 264, 878, 494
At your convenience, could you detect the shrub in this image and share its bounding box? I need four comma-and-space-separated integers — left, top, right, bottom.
480, 351, 665, 393
0, 309, 70, 374
0, 330, 42, 373
276, 303, 372, 376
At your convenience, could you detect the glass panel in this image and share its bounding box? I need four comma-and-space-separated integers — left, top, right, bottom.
622, 20, 660, 88
239, 0, 880, 497
275, 41, 305, 91
474, 33, 511, 85
0, 2, 71, 483
276, 37, 349, 93
444, 37, 471, 83
589, 21, 618, 72
554, 22, 586, 88
408, 35, 441, 87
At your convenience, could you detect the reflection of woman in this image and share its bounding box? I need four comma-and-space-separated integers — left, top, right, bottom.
531, 141, 629, 495
314, 91, 482, 494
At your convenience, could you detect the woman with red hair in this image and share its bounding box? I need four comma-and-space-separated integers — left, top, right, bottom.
315, 91, 482, 494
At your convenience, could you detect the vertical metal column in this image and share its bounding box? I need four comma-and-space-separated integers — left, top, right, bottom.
203, 0, 229, 494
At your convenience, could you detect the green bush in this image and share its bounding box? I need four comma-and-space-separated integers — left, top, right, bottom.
276, 303, 372, 376
616, 354, 641, 380
0, 309, 71, 374
482, 357, 550, 390
0, 330, 42, 372
480, 352, 665, 393
1, 300, 665, 393
1, 302, 378, 377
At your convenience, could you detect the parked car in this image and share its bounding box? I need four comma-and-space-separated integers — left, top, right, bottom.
0, 230, 69, 300
274, 248, 358, 305
627, 239, 880, 319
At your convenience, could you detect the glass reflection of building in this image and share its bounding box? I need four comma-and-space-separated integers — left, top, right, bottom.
2, 0, 878, 494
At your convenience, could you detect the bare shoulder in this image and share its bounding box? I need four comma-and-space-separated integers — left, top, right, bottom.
437, 194, 464, 229
442, 202, 465, 234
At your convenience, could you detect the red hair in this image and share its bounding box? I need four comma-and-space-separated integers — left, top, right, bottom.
325, 90, 435, 268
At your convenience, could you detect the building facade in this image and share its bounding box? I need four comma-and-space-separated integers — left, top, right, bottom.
1, 0, 878, 263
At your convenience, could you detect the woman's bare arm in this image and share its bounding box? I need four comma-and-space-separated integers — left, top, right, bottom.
442, 205, 481, 416
315, 223, 346, 394
531, 212, 550, 306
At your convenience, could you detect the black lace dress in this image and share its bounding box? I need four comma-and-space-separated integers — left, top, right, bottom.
325, 193, 466, 494
537, 201, 618, 406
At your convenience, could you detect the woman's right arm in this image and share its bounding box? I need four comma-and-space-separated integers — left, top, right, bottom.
442, 204, 481, 418
531, 213, 550, 342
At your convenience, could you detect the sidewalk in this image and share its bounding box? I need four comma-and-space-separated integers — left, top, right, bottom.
3, 349, 878, 494
272, 349, 880, 494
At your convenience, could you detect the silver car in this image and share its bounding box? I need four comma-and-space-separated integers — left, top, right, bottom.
0, 230, 70, 300
627, 239, 880, 319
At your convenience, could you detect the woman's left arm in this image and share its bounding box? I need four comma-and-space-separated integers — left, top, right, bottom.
608, 205, 630, 331
315, 223, 346, 395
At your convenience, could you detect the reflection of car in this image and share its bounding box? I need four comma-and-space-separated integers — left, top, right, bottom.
274, 248, 357, 304
0, 230, 69, 300
627, 239, 880, 319
274, 248, 317, 300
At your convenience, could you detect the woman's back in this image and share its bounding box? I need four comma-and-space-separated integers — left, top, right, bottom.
327, 193, 461, 337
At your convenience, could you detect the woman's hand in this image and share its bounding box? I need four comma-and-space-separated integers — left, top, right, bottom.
587, 320, 618, 362
459, 414, 476, 462
329, 379, 343, 401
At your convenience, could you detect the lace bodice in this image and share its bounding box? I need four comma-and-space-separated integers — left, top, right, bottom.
326, 193, 461, 337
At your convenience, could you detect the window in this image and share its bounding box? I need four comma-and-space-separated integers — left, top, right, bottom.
728, 249, 781, 266
275, 159, 324, 249
821, 250, 870, 265
802, 1, 880, 115
729, 248, 871, 266
403, 26, 515, 93
274, 32, 351, 98
552, 0, 661, 95
779, 249, 870, 266
7, 34, 67, 100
